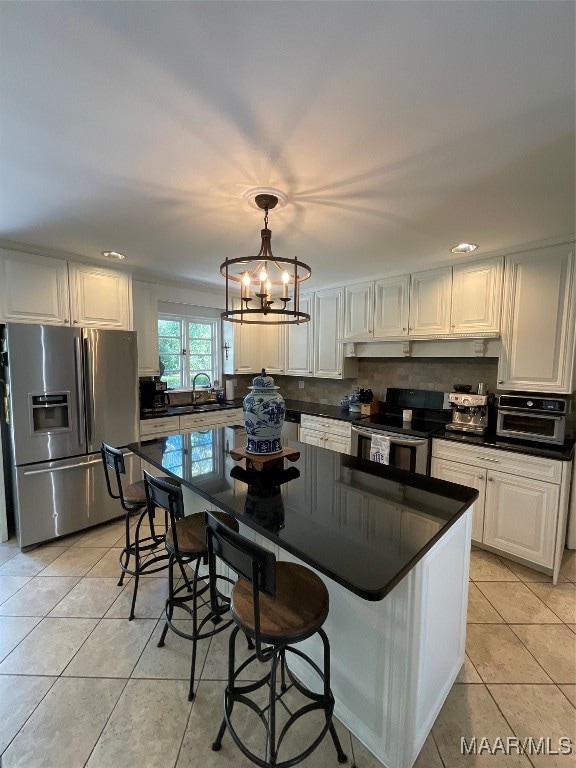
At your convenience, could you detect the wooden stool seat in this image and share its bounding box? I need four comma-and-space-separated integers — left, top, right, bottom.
232, 562, 329, 643
166, 511, 239, 557
123, 479, 147, 507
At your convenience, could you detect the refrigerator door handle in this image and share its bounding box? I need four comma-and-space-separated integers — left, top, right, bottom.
83, 335, 95, 443
24, 458, 102, 475
74, 336, 86, 447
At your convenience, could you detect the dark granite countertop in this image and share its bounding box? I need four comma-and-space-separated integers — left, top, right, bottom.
140, 398, 365, 423
434, 428, 575, 461
140, 402, 241, 421
129, 430, 477, 601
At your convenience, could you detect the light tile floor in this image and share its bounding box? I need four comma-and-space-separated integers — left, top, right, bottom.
0, 523, 575, 768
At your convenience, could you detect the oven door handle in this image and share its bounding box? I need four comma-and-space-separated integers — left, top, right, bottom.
498, 407, 563, 419
351, 425, 428, 446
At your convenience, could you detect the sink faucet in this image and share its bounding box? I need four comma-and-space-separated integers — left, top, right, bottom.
192, 372, 212, 403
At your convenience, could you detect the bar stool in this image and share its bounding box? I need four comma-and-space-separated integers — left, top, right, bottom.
101, 443, 170, 620
143, 471, 240, 701
206, 511, 348, 768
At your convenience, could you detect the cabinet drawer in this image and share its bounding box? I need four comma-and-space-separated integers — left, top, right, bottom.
300, 414, 351, 438
180, 409, 243, 431
432, 439, 562, 484
140, 417, 180, 438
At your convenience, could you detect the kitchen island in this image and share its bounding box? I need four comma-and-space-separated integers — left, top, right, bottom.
130, 428, 478, 768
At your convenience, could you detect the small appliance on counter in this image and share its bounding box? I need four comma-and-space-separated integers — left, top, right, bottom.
446, 391, 489, 435
496, 394, 568, 445
139, 379, 168, 413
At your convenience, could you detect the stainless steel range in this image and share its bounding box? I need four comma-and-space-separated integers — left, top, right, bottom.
350, 388, 451, 475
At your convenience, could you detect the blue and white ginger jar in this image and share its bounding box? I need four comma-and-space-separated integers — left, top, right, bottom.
243, 369, 285, 454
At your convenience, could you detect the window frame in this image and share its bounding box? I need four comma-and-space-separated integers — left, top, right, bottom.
158, 310, 221, 389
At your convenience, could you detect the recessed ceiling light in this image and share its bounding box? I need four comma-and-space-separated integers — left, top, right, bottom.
101, 250, 126, 260
451, 243, 478, 254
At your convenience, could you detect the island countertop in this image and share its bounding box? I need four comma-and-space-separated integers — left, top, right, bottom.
130, 429, 478, 601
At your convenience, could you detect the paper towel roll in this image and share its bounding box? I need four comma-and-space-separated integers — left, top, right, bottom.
225, 381, 235, 402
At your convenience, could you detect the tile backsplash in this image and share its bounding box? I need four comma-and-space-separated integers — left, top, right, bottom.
229, 357, 500, 405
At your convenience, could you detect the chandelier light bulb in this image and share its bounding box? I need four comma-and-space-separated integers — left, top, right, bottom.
260, 269, 267, 283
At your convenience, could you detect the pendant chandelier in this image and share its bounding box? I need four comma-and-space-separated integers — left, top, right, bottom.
220, 192, 311, 325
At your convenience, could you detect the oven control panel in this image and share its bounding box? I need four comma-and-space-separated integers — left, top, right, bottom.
498, 395, 567, 413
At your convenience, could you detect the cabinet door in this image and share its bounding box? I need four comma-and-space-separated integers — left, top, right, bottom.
285, 294, 313, 376
451, 258, 503, 334
498, 244, 575, 393
298, 427, 325, 448
0, 250, 70, 325
69, 264, 131, 329
232, 305, 260, 375
409, 267, 452, 335
431, 457, 486, 543
260, 318, 285, 374
313, 287, 344, 378
373, 275, 410, 338
483, 471, 558, 568
132, 281, 159, 376
343, 282, 374, 340
325, 435, 351, 455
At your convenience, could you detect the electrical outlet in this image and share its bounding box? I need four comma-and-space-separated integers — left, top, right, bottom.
298, 380, 305, 389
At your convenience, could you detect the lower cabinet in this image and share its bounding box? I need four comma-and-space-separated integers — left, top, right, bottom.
431, 438, 571, 581
299, 415, 351, 454
139, 409, 243, 439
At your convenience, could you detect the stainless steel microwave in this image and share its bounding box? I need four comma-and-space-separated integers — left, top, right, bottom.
496, 394, 567, 445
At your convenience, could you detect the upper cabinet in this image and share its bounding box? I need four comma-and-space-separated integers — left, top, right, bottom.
409, 267, 452, 335
314, 287, 357, 378
132, 280, 159, 376
373, 275, 410, 338
285, 294, 313, 376
497, 244, 575, 393
69, 263, 131, 329
343, 257, 503, 341
0, 250, 132, 330
0, 250, 70, 325
451, 258, 503, 334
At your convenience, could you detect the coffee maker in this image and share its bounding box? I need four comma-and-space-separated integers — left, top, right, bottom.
446, 392, 489, 434
139, 379, 168, 413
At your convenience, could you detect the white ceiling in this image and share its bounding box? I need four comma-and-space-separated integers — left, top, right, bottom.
0, 1, 574, 290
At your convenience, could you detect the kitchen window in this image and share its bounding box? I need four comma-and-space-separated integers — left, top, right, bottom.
158, 306, 220, 389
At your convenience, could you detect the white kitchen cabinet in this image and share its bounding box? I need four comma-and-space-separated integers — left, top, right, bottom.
132, 280, 159, 376
313, 288, 358, 379
260, 318, 285, 375
139, 416, 180, 439
497, 244, 575, 393
483, 472, 558, 569
0, 250, 70, 325
284, 294, 313, 376
0, 249, 132, 330
140, 409, 243, 439
344, 282, 374, 340
373, 275, 410, 338
431, 438, 571, 581
69, 263, 132, 329
409, 267, 452, 335
451, 257, 503, 334
231, 303, 260, 375
299, 414, 351, 454
430, 457, 485, 542
179, 408, 243, 432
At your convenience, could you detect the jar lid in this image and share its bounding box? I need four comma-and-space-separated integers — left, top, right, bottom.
252, 369, 275, 388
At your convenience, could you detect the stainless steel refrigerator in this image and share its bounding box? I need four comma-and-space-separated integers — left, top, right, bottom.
2, 323, 140, 547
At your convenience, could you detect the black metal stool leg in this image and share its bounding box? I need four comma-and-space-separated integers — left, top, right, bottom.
280, 648, 287, 692
188, 557, 203, 702
158, 553, 175, 647
118, 513, 132, 587
266, 648, 279, 766
212, 625, 240, 752
320, 628, 348, 764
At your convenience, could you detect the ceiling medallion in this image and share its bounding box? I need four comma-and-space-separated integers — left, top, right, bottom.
220, 192, 311, 325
